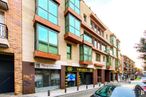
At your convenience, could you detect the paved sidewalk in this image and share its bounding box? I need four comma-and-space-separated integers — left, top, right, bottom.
0, 84, 104, 97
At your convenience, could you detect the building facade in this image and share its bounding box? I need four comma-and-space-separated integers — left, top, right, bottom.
0, 0, 121, 95
0, 0, 22, 94
122, 55, 136, 80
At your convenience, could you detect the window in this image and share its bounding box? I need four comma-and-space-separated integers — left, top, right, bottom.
100, 44, 102, 50
80, 45, 92, 61
106, 34, 108, 40
67, 44, 72, 59
103, 56, 106, 62
96, 53, 100, 61
37, 0, 58, 25
0, 11, 6, 39
83, 14, 87, 22
94, 40, 97, 48
35, 69, 60, 88
65, 14, 80, 36
65, 0, 80, 14
84, 33, 92, 43
36, 23, 58, 54
101, 31, 104, 37
0, 11, 4, 23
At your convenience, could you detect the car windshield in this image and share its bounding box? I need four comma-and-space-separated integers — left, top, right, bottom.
95, 85, 116, 97
111, 87, 136, 97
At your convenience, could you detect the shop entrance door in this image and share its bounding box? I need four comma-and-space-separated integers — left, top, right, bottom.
0, 54, 14, 93
80, 72, 93, 85
86, 73, 93, 85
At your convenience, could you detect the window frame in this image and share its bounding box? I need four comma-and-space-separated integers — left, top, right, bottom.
67, 44, 72, 60
83, 32, 92, 43
65, 0, 80, 14
80, 45, 92, 61
65, 13, 81, 36
36, 23, 58, 54
96, 53, 101, 61
36, 0, 58, 25
83, 14, 87, 22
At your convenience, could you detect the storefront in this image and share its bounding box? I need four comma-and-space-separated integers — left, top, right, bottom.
105, 70, 111, 82
35, 69, 60, 91
94, 64, 104, 83
34, 64, 61, 92
61, 66, 93, 89
97, 69, 102, 82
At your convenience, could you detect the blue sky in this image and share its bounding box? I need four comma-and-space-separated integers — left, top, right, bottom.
84, 0, 146, 68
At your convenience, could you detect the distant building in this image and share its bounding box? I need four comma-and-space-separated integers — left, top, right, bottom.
122, 55, 136, 80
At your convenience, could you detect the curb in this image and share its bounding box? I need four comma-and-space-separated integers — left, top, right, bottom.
55, 87, 99, 97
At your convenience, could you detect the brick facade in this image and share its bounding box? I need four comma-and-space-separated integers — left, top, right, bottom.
0, 0, 22, 94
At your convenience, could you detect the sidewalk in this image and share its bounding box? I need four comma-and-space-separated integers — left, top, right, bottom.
23, 84, 103, 97
0, 84, 104, 97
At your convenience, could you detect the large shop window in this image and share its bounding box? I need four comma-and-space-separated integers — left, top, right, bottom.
35, 69, 60, 89
37, 0, 58, 25
65, 0, 80, 14
83, 33, 92, 43
80, 45, 92, 61
36, 24, 58, 54
65, 14, 80, 37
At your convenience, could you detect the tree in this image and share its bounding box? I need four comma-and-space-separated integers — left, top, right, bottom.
136, 31, 146, 63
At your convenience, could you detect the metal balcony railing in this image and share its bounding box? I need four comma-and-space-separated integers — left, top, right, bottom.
0, 23, 8, 39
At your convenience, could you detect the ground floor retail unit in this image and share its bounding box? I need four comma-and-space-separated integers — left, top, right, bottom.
0, 61, 118, 94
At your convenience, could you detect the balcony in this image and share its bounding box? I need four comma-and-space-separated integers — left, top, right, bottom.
33, 15, 60, 32
64, 32, 82, 44
81, 22, 111, 46
82, 40, 93, 47
64, 7, 81, 21
34, 50, 60, 61
79, 61, 92, 65
0, 0, 8, 10
0, 23, 9, 48
94, 63, 104, 67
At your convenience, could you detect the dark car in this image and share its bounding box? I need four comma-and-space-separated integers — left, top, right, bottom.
130, 81, 146, 93
91, 84, 146, 97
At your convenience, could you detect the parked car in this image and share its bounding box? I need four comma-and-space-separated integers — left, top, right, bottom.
141, 77, 146, 82
130, 80, 146, 93
90, 84, 146, 97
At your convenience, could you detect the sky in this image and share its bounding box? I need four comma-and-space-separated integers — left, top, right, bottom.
84, 0, 146, 68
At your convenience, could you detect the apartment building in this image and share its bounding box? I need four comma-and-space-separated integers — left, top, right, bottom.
0, 0, 121, 95
122, 55, 136, 80
0, 0, 22, 94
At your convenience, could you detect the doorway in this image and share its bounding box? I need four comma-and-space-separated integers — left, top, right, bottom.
0, 54, 14, 93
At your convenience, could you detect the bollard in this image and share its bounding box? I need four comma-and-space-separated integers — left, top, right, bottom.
77, 86, 79, 91
99, 83, 101, 87
48, 90, 50, 96
65, 88, 67, 93
86, 85, 88, 89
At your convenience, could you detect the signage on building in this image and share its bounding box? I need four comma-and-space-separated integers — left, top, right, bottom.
35, 63, 61, 69
66, 66, 93, 72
